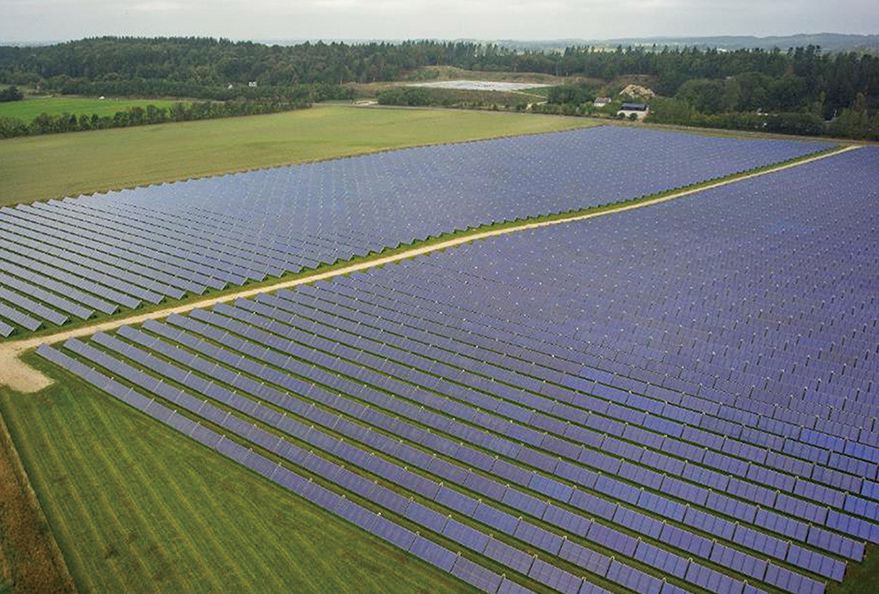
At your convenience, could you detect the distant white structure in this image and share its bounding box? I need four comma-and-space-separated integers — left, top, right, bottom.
408, 80, 549, 92
248, 81, 258, 88
617, 102, 650, 120
593, 97, 612, 108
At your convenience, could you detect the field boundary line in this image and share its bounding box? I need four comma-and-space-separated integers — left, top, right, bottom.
0, 143, 861, 393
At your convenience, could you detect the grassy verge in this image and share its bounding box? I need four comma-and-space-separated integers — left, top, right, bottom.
0, 408, 75, 594
1, 143, 845, 344
0, 353, 475, 594
0, 105, 598, 206
828, 548, 879, 594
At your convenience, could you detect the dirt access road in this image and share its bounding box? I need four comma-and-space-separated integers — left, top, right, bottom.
0, 144, 861, 394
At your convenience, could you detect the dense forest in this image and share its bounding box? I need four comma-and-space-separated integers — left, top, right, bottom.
1, 37, 878, 138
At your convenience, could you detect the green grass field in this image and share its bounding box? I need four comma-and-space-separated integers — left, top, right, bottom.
0, 105, 596, 206
0, 354, 474, 594
0, 96, 180, 122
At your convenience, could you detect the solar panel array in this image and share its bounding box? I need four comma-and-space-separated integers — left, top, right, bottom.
37, 147, 878, 593
0, 127, 829, 337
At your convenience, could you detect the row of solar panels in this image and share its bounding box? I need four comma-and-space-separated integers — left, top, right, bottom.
94, 319, 853, 581
259, 283, 879, 500
37, 295, 859, 594
41, 337, 808, 594
191, 292, 876, 549
287, 274, 879, 506
0, 128, 831, 339
36, 345, 537, 594
316, 269, 879, 469
338, 165, 879, 446
31, 148, 878, 593
378, 151, 878, 437
74, 127, 829, 254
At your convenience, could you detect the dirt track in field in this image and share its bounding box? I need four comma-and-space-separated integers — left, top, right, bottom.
0, 144, 861, 394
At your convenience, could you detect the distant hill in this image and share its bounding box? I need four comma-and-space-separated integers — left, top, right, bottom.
496, 34, 879, 53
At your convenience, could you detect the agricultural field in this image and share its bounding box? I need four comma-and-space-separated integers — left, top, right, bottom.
0, 96, 180, 122
0, 123, 829, 338
24, 146, 879, 593
0, 102, 876, 594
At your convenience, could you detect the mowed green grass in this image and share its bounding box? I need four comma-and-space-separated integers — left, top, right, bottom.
0, 355, 475, 594
0, 96, 180, 122
0, 105, 597, 206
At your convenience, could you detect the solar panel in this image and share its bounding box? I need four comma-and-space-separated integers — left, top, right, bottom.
496, 577, 535, 594
4, 128, 831, 337
408, 536, 457, 572
558, 540, 611, 577
442, 519, 489, 554
32, 146, 879, 594
0, 273, 92, 320
0, 300, 41, 331
527, 558, 583, 594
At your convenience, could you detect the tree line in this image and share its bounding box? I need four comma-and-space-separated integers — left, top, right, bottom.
0, 37, 877, 139
1, 39, 876, 113
0, 98, 310, 139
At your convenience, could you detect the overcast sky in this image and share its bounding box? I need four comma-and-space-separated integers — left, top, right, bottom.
1, 0, 877, 43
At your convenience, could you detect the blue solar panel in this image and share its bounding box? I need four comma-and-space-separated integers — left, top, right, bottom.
496, 577, 535, 594
442, 519, 489, 554
558, 540, 611, 577
514, 522, 564, 555
4, 127, 830, 336
34, 147, 879, 594
0, 300, 41, 331
0, 273, 91, 320
408, 536, 457, 572
450, 555, 503, 593
764, 563, 825, 594
527, 558, 583, 594
605, 560, 663, 594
